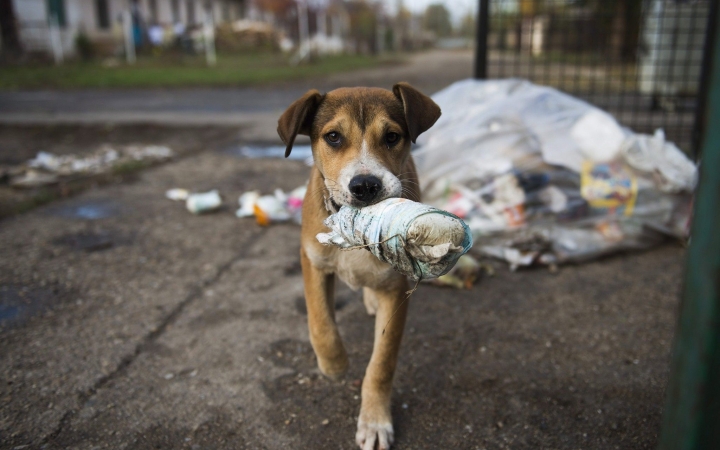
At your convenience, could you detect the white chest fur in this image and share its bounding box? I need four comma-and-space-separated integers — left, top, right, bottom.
304, 241, 402, 290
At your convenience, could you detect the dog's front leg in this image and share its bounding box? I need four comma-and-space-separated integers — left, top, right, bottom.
301, 247, 348, 380
356, 277, 409, 450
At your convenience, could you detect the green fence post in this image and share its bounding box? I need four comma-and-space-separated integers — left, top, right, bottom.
658, 2, 720, 449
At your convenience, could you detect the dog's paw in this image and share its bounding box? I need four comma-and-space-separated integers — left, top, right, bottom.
355, 420, 394, 450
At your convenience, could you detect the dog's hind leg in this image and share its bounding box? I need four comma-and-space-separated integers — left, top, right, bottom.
356, 276, 409, 450
301, 247, 348, 381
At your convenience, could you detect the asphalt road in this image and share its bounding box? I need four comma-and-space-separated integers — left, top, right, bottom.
0, 140, 683, 450
0, 50, 475, 142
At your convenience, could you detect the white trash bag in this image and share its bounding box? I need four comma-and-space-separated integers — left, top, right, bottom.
413, 79, 697, 267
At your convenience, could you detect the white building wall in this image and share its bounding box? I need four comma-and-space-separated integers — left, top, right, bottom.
12, 0, 241, 57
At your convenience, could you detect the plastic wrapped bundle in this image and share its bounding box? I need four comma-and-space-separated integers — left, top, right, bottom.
316, 198, 473, 280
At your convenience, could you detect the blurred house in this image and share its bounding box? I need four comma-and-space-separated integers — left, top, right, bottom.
11, 0, 246, 58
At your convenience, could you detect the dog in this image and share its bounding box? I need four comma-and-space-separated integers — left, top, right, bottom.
277, 83, 441, 450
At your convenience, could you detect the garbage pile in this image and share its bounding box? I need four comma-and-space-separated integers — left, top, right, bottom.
9, 145, 174, 188
414, 79, 697, 269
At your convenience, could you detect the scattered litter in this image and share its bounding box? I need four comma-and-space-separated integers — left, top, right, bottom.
414, 79, 697, 267
316, 198, 473, 280
236, 191, 260, 218
165, 188, 189, 201
10, 169, 59, 188
164, 184, 306, 221
126, 145, 173, 160
254, 194, 291, 225
10, 145, 174, 188
186, 190, 222, 214
430, 255, 493, 289
237, 185, 306, 226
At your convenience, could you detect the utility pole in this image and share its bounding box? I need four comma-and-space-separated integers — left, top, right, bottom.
658, 2, 720, 447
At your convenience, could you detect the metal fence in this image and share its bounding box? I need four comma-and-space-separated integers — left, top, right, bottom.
476, 0, 716, 157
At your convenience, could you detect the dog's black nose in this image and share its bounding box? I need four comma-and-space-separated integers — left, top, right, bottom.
349, 175, 383, 203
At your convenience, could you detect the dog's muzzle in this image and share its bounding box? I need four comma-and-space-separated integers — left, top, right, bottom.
348, 175, 383, 203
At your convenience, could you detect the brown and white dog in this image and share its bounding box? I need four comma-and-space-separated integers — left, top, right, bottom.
277, 83, 441, 450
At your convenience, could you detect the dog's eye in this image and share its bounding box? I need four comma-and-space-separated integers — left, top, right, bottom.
325, 132, 342, 146
385, 132, 400, 146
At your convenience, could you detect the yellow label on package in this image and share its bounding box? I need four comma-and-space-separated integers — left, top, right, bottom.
580, 161, 637, 216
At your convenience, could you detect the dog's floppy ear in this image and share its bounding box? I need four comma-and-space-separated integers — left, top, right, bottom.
277, 89, 323, 158
392, 82, 441, 143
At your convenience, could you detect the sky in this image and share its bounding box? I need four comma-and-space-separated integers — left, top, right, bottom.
382, 0, 478, 24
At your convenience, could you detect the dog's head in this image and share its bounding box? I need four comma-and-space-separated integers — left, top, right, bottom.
277, 83, 441, 210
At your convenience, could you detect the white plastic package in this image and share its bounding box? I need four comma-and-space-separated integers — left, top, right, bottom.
316, 198, 473, 280
186, 190, 222, 214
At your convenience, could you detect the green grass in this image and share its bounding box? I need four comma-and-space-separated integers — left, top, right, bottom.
0, 52, 394, 90
111, 159, 149, 175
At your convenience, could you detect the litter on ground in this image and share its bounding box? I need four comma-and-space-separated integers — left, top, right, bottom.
429, 254, 494, 289
413, 79, 697, 268
237, 185, 306, 225
185, 190, 223, 215
9, 145, 174, 188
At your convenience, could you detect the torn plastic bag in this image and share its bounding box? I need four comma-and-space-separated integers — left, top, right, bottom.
316, 198, 473, 280
414, 79, 697, 267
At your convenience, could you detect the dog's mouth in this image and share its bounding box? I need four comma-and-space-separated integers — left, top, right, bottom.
324, 195, 342, 214
330, 198, 342, 212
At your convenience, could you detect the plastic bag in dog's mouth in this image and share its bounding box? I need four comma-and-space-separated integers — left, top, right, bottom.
316, 197, 473, 280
